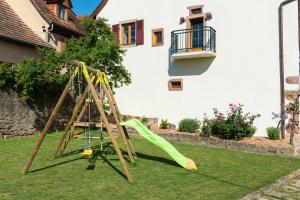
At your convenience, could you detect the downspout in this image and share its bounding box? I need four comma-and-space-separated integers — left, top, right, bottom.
279, 0, 296, 139
46, 23, 54, 43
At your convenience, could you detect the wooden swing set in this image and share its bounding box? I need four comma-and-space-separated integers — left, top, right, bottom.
22, 61, 136, 182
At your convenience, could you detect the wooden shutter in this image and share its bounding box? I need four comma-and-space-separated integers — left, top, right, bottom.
136, 19, 144, 45
112, 24, 120, 42
59, 40, 66, 53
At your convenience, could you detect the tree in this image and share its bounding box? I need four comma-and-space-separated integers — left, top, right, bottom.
0, 17, 131, 101
64, 17, 131, 88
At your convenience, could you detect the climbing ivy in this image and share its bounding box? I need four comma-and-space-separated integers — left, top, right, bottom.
0, 63, 15, 88
0, 17, 131, 101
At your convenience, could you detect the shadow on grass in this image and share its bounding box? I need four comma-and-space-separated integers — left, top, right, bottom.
86, 143, 127, 180
196, 173, 253, 191
30, 143, 128, 180
60, 147, 85, 157
134, 152, 181, 168
29, 157, 84, 173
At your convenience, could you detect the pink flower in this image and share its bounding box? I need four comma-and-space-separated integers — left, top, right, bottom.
229, 103, 233, 107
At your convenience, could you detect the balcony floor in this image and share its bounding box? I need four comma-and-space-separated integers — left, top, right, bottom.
171, 50, 216, 60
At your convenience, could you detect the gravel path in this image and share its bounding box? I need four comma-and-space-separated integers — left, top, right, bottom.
241, 170, 300, 200
258, 176, 300, 200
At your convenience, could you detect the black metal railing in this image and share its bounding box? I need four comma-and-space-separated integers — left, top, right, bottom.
171, 26, 216, 54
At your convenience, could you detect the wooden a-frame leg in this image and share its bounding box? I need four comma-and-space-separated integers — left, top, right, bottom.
86, 77, 133, 182
52, 89, 88, 158
101, 82, 135, 164
22, 78, 72, 174
103, 80, 136, 157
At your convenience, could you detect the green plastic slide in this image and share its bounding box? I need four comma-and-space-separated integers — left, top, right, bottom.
121, 119, 197, 170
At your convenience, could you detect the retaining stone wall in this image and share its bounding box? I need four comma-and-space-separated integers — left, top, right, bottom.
0, 89, 73, 138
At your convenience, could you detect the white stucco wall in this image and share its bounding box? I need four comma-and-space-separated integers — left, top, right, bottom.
97, 0, 298, 135
0, 41, 37, 64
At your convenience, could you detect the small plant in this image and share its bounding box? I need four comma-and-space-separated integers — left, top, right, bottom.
178, 118, 200, 133
159, 119, 169, 129
141, 116, 149, 125
202, 103, 260, 140
266, 127, 280, 140
202, 114, 213, 136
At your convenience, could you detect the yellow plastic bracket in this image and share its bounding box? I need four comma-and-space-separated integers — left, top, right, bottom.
80, 62, 90, 79
102, 73, 109, 85
96, 70, 104, 85
73, 67, 79, 77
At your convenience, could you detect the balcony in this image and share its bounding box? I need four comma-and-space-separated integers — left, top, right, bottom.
171, 26, 216, 60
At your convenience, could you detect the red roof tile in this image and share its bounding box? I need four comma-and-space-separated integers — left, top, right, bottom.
0, 0, 51, 48
30, 0, 84, 36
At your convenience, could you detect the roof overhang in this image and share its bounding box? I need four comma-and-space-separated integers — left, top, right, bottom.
0, 35, 51, 49
51, 22, 84, 37
91, 0, 108, 19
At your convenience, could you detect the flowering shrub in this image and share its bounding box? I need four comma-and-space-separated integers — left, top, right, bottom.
202, 104, 261, 140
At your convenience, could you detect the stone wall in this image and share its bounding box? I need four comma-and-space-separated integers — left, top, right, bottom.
0, 88, 159, 139
0, 89, 73, 138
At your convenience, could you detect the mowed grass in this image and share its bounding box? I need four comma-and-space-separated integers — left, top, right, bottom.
1, 133, 300, 200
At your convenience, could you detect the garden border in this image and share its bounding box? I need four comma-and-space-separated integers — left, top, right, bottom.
124, 126, 298, 157
239, 168, 300, 199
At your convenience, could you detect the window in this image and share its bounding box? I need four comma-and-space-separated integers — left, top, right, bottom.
188, 5, 204, 16
168, 79, 183, 91
191, 8, 202, 15
58, 6, 66, 20
152, 28, 164, 47
121, 22, 136, 46
112, 20, 144, 46
191, 18, 204, 48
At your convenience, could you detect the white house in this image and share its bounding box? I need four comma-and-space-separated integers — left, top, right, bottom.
93, 0, 298, 135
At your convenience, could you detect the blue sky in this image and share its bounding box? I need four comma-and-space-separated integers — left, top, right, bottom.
72, 0, 102, 16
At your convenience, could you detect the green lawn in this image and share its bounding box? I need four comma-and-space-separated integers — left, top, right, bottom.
1, 133, 300, 200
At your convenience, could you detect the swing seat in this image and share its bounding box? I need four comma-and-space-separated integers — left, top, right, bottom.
81, 149, 93, 157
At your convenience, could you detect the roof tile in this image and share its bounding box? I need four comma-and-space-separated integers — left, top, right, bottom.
30, 0, 84, 36
0, 0, 51, 47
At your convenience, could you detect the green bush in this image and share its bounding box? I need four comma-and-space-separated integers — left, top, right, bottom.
159, 119, 169, 129
178, 118, 200, 133
141, 116, 149, 124
0, 64, 15, 88
267, 127, 280, 140
202, 104, 260, 140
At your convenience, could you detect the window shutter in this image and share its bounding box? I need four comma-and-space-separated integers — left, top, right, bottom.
112, 24, 120, 42
136, 19, 144, 45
